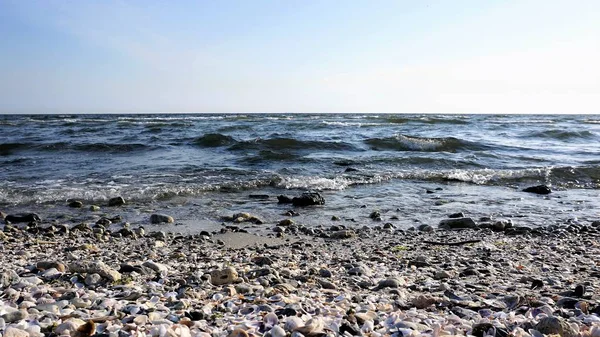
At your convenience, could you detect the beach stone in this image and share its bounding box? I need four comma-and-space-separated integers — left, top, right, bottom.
318, 278, 337, 289
68, 200, 83, 208
4, 213, 40, 223
292, 192, 325, 206
69, 261, 121, 282
574, 284, 586, 297
36, 261, 66, 272
412, 295, 442, 309
2, 310, 28, 323
434, 270, 452, 279
523, 185, 552, 194
3, 327, 29, 337
535, 316, 577, 337
471, 323, 495, 337
448, 212, 465, 218
409, 256, 431, 268
439, 217, 477, 229
210, 267, 239, 285
150, 213, 174, 224
348, 266, 371, 276
319, 268, 332, 278
108, 196, 125, 206
41, 268, 62, 279
89, 205, 100, 211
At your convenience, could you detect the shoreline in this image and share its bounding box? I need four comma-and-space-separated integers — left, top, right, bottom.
1, 211, 600, 337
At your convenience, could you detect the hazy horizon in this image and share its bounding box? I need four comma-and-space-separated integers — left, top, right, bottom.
1, 1, 599, 114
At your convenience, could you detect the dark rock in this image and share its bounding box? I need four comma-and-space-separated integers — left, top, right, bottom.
523, 185, 551, 195
344, 167, 358, 172
318, 279, 337, 290
185, 311, 205, 321
448, 212, 465, 218
319, 268, 332, 278
531, 279, 544, 289
417, 224, 434, 232
68, 200, 83, 208
96, 218, 112, 226
471, 323, 496, 337
375, 278, 402, 290
5, 213, 40, 224
292, 192, 325, 206
369, 211, 381, 219
253, 256, 274, 266
331, 215, 340, 221
439, 217, 477, 229
108, 196, 125, 206
277, 195, 293, 204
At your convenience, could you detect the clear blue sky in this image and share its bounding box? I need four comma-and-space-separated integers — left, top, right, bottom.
1, 0, 599, 113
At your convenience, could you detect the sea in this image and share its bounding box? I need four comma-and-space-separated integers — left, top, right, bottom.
1, 114, 599, 232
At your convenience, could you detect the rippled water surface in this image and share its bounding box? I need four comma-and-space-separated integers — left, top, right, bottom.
1, 114, 599, 231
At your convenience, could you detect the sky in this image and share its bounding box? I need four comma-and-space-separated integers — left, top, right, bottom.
0, 0, 599, 114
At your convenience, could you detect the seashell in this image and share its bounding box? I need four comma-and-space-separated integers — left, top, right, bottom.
264, 312, 279, 328
271, 325, 286, 337
285, 317, 304, 332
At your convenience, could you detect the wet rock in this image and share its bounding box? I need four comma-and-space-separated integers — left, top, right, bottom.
69, 261, 121, 282
249, 194, 270, 199
4, 213, 40, 224
439, 217, 477, 229
68, 200, 83, 208
331, 215, 340, 221
417, 224, 434, 232
448, 212, 465, 218
108, 196, 125, 206
292, 192, 325, 206
210, 267, 239, 285
534, 316, 577, 337
523, 185, 552, 195
150, 213, 174, 224
89, 205, 101, 211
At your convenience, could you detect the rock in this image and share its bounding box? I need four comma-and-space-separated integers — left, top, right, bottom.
279, 219, 294, 226
319, 268, 332, 278
4, 213, 40, 223
348, 266, 371, 276
492, 221, 506, 232
249, 194, 270, 199
1, 270, 20, 287
523, 185, 552, 195
291, 192, 325, 206
210, 267, 239, 285
277, 195, 293, 204
408, 256, 430, 268
0, 210, 5, 220
534, 316, 577, 337
331, 215, 340, 221
3, 327, 29, 337
68, 200, 83, 208
1, 310, 28, 323
108, 196, 125, 206
439, 217, 477, 229
142, 260, 169, 275
150, 213, 174, 224
85, 273, 103, 287
448, 212, 465, 218
75, 320, 96, 337
36, 261, 66, 272
531, 279, 544, 289
89, 205, 101, 211
68, 261, 121, 282
318, 278, 337, 290
369, 211, 381, 219
574, 284, 586, 297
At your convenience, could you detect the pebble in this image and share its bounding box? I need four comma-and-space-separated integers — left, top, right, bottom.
150, 213, 174, 224
210, 267, 239, 285
1, 310, 27, 323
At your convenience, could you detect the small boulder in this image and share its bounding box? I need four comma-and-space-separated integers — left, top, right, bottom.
150, 214, 174, 224
291, 192, 325, 206
523, 185, 551, 195
108, 196, 125, 206
277, 195, 293, 204
439, 217, 477, 229
278, 219, 294, 226
448, 212, 464, 218
89, 205, 101, 211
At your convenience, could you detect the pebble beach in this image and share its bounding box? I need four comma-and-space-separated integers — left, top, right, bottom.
2, 200, 600, 337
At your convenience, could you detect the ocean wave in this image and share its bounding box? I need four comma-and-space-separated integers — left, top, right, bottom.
365, 134, 485, 152
380, 115, 470, 125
